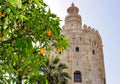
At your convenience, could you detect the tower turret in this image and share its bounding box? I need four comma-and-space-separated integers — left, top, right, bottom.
64, 3, 82, 29
67, 3, 79, 14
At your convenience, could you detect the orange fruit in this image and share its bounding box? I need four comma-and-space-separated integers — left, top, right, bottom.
47, 30, 52, 37
0, 34, 3, 38
57, 47, 62, 52
0, 12, 4, 17
40, 48, 45, 55
24, 26, 26, 30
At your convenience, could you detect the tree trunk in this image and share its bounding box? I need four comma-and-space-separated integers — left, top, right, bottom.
16, 73, 22, 84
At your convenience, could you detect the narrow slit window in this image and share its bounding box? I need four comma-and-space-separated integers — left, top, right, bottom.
94, 41, 96, 46
92, 49, 95, 55
76, 61, 78, 66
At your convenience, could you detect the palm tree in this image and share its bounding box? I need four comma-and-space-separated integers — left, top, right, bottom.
0, 76, 7, 84
44, 56, 71, 84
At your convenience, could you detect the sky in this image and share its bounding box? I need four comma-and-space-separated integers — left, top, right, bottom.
44, 0, 120, 84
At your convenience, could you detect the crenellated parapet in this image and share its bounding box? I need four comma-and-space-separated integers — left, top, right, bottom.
83, 24, 98, 33
82, 24, 103, 48
83, 24, 101, 39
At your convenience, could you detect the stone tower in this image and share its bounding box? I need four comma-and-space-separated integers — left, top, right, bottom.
60, 3, 106, 84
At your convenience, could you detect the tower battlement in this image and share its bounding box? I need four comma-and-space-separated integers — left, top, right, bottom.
83, 24, 98, 33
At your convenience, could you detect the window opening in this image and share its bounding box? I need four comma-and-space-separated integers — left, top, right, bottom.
74, 71, 82, 82
92, 49, 95, 55
76, 47, 79, 52
76, 61, 78, 66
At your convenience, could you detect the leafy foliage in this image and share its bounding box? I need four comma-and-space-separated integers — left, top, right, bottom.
44, 56, 71, 84
0, 0, 70, 84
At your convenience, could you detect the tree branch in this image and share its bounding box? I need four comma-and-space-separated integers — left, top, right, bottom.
0, 32, 31, 46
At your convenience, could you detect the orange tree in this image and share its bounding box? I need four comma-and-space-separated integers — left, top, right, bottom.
0, 0, 69, 84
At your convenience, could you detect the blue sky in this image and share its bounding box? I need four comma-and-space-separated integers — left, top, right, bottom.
44, 0, 120, 84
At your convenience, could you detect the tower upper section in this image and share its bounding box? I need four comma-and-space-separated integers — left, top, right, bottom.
64, 3, 82, 29
67, 3, 79, 14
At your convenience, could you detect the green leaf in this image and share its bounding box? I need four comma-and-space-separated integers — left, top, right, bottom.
8, 0, 15, 7
8, 0, 22, 9
8, 3, 19, 14
15, 39, 26, 49
6, 8, 11, 14
35, 0, 40, 6
0, 0, 4, 3
16, 0, 22, 8
20, 15, 29, 21
4, 16, 8, 27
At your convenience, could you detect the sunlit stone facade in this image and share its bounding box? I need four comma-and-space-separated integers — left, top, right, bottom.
60, 3, 106, 84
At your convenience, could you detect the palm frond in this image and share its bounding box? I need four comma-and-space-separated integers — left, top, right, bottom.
58, 63, 68, 71
44, 56, 71, 84
52, 56, 60, 65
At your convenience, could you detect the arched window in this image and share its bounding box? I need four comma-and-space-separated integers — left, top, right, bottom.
74, 71, 82, 82
76, 47, 79, 52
